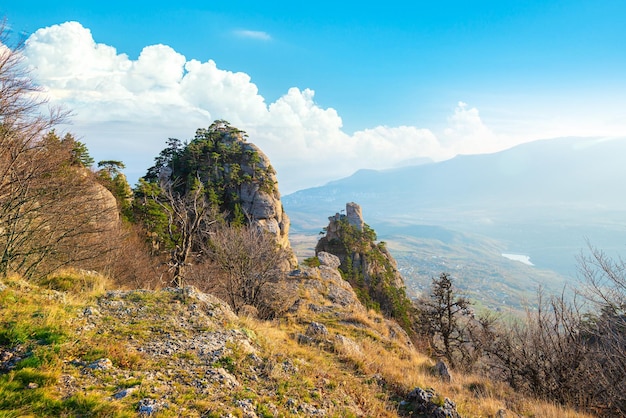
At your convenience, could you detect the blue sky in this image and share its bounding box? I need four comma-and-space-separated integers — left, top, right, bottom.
2, 1, 626, 192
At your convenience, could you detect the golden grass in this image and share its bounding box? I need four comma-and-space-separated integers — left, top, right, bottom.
0, 273, 597, 418
239, 307, 594, 418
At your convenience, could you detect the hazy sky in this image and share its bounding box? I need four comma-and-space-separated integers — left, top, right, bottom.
3, 1, 626, 193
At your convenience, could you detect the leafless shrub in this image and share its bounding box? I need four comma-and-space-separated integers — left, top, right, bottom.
576, 244, 626, 415
106, 224, 165, 289
482, 290, 590, 406
415, 273, 474, 369
204, 223, 290, 316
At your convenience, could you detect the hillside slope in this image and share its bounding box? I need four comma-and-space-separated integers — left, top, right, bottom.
0, 270, 593, 417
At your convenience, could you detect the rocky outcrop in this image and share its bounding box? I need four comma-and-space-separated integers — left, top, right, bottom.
346, 201, 364, 231
90, 180, 120, 231
315, 203, 411, 328
36, 277, 413, 416
316, 202, 404, 289
283, 254, 414, 350
400, 387, 462, 418
159, 122, 296, 266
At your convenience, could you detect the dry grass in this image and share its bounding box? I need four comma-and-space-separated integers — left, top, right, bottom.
0, 272, 597, 417
239, 301, 594, 418
36, 268, 112, 297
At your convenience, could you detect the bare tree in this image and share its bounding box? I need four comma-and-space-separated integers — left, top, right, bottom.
0, 24, 118, 278
207, 224, 289, 315
577, 244, 626, 415
416, 273, 472, 368
482, 290, 589, 406
157, 179, 217, 288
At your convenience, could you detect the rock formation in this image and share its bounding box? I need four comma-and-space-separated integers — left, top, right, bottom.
315, 202, 411, 329
400, 387, 461, 418
346, 201, 364, 231
316, 202, 405, 289
148, 121, 296, 265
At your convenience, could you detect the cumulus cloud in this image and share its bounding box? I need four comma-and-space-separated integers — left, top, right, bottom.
234, 29, 272, 41
442, 101, 501, 155
22, 21, 505, 193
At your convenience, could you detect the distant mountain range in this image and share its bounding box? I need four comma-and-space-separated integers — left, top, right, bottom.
284, 137, 626, 309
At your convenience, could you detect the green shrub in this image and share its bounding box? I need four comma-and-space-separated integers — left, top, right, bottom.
302, 257, 321, 268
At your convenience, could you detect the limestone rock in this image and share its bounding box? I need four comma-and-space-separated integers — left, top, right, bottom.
334, 334, 363, 356
186, 126, 297, 267
346, 201, 364, 231
316, 202, 404, 288
138, 398, 167, 415
87, 358, 113, 371
235, 142, 293, 260
207, 367, 240, 389
90, 179, 120, 232
315, 202, 409, 321
317, 251, 341, 269
306, 321, 329, 337
235, 398, 258, 418
401, 387, 461, 418
113, 387, 137, 400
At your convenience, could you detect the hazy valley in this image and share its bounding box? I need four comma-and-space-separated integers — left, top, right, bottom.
285, 136, 626, 310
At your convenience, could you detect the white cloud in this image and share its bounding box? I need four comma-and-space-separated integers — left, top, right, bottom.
442, 101, 503, 155
22, 21, 510, 194
234, 30, 272, 41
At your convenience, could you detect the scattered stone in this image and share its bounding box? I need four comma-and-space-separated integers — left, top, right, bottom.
235, 398, 258, 418
282, 360, 299, 374
285, 398, 298, 413
0, 350, 13, 363
87, 358, 113, 371
306, 322, 329, 337
334, 334, 363, 356
207, 367, 240, 389
83, 306, 99, 316
26, 382, 39, 389
369, 373, 386, 387
138, 398, 167, 415
296, 333, 313, 345
435, 360, 452, 383
299, 402, 327, 416
496, 409, 522, 418
113, 387, 137, 400
401, 387, 461, 418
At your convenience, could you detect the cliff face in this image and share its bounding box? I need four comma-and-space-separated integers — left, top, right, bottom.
315, 202, 411, 329
236, 141, 292, 255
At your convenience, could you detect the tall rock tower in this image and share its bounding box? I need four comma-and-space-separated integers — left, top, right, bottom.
316, 202, 411, 330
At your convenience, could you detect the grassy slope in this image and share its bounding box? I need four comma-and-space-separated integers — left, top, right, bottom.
0, 270, 592, 417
